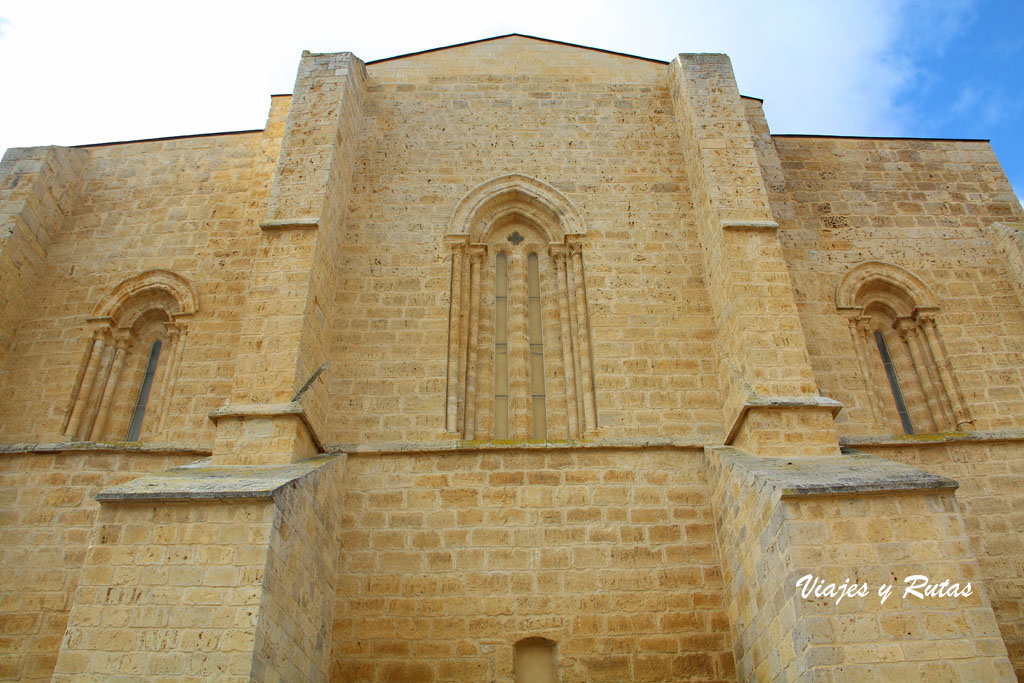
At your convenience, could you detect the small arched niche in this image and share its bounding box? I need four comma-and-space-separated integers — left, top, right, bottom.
514, 637, 557, 683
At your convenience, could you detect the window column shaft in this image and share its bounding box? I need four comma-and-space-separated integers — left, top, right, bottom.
527, 253, 546, 440
494, 252, 509, 439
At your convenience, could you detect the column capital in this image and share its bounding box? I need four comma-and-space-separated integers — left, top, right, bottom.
163, 322, 183, 340
548, 243, 569, 261
467, 244, 487, 262
84, 316, 114, 339
444, 234, 470, 252
853, 315, 874, 334
895, 316, 919, 340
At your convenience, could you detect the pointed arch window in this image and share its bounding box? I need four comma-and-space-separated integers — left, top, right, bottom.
444, 175, 597, 441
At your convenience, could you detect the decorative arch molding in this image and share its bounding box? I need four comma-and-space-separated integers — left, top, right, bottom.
445, 174, 597, 440
93, 269, 199, 329
63, 270, 198, 442
448, 173, 586, 244
836, 261, 971, 434
836, 261, 937, 315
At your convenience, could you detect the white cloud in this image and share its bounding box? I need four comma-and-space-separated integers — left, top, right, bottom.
951, 85, 980, 116
0, 0, 979, 154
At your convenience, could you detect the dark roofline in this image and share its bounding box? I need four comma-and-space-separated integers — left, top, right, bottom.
266, 91, 765, 102
773, 133, 989, 143
365, 33, 669, 66
71, 129, 263, 149
274, 40, 767, 99
67, 121, 986, 152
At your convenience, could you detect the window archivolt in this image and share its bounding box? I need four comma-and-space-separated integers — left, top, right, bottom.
62, 270, 196, 442
445, 175, 597, 440
836, 262, 972, 434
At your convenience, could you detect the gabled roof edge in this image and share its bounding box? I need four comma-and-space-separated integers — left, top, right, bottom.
365, 33, 670, 66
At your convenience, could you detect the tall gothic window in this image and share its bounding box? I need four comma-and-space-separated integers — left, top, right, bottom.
489, 246, 548, 440
444, 174, 597, 441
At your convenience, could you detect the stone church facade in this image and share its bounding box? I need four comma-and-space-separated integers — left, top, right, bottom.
0, 34, 1022, 681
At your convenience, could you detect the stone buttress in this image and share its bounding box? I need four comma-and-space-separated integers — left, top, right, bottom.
52, 51, 366, 680
671, 54, 1014, 681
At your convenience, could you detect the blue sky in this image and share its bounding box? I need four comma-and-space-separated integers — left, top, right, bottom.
0, 0, 1020, 204
887, 1, 1023, 198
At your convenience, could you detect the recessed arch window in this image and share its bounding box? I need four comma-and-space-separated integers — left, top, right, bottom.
444, 174, 597, 441
480, 224, 552, 440
62, 270, 196, 442
837, 262, 973, 434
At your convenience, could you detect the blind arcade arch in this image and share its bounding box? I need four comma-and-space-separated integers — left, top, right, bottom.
444, 175, 598, 440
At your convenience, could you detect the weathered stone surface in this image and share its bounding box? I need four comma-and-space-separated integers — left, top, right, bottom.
95, 454, 338, 501
0, 441, 209, 456
707, 445, 1013, 682
713, 446, 958, 497
0, 33, 1022, 682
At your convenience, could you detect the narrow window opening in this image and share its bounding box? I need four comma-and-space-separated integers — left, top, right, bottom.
527, 253, 546, 440
874, 331, 913, 434
127, 339, 162, 441
494, 253, 509, 439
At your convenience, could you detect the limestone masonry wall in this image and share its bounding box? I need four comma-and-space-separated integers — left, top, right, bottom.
989, 221, 1024, 312
857, 439, 1024, 680
52, 498, 275, 681
332, 446, 733, 681
0, 120, 285, 446
779, 489, 1012, 681
669, 57, 828, 457
327, 38, 723, 446
766, 133, 1024, 435
708, 447, 1014, 681
0, 449, 199, 681
0, 146, 86, 391
1, 35, 1024, 682
251, 456, 347, 681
